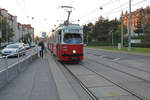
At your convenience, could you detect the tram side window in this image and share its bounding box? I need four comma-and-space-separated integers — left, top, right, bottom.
63, 33, 82, 44
56, 30, 62, 43
54, 34, 56, 42
59, 30, 62, 43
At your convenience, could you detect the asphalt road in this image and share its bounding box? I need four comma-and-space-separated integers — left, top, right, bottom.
0, 47, 37, 71
85, 48, 150, 73
82, 48, 150, 100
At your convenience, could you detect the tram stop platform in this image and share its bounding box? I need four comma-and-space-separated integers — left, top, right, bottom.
0, 53, 80, 100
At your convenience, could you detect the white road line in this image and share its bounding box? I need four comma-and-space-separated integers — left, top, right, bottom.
112, 58, 120, 61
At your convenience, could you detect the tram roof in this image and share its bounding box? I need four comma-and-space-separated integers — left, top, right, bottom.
59, 23, 82, 29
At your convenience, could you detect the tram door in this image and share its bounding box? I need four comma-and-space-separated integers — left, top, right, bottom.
58, 30, 61, 57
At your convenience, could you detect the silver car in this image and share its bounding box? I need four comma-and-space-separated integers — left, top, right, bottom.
24, 43, 30, 49
1, 43, 26, 57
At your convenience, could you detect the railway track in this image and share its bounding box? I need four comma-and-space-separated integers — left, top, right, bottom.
56, 59, 146, 100
62, 63, 98, 100
80, 61, 148, 100
86, 53, 150, 82
86, 57, 150, 83
51, 51, 150, 100
52, 56, 96, 100
87, 51, 150, 75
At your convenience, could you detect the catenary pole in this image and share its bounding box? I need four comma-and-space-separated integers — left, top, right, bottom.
121, 11, 124, 48
128, 0, 132, 50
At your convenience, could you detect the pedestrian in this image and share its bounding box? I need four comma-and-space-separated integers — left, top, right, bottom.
38, 41, 45, 58
37, 45, 41, 57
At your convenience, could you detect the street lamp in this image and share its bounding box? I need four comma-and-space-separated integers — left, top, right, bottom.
99, 6, 103, 10
86, 6, 103, 45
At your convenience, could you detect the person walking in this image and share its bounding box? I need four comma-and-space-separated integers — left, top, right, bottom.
38, 41, 45, 58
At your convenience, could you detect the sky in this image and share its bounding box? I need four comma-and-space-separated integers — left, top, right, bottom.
0, 0, 150, 35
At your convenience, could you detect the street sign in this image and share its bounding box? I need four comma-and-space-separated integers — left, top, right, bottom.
42, 32, 46, 38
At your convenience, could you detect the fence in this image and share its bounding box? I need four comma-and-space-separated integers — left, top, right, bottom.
0, 48, 38, 88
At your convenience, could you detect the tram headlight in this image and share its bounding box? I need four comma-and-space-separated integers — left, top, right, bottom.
72, 50, 76, 54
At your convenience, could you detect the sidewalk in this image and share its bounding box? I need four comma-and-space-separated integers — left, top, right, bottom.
0, 52, 81, 100
0, 55, 59, 100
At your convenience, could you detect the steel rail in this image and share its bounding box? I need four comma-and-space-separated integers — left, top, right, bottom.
63, 64, 98, 100
86, 58, 150, 83
52, 56, 98, 100
81, 59, 148, 100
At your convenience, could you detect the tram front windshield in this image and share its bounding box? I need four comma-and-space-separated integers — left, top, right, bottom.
63, 33, 82, 44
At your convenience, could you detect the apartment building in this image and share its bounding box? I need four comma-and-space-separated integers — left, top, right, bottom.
124, 6, 150, 35
0, 8, 34, 43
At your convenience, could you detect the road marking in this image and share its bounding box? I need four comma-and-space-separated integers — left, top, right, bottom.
112, 58, 120, 61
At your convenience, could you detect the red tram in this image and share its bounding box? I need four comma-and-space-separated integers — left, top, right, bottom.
48, 24, 84, 62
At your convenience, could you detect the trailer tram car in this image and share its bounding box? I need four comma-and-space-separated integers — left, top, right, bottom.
48, 24, 84, 62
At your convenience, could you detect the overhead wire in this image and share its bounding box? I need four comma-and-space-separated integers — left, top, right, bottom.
82, 0, 147, 25
69, 0, 76, 6
15, 0, 29, 18
103, 0, 146, 17
77, 0, 119, 20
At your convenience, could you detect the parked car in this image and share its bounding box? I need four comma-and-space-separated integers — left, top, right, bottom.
30, 42, 36, 47
1, 43, 26, 57
24, 43, 30, 49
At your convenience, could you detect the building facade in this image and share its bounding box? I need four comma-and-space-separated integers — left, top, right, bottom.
0, 8, 34, 44
124, 6, 150, 35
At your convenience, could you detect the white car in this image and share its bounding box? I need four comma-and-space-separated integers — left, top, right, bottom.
24, 43, 30, 49
1, 43, 26, 57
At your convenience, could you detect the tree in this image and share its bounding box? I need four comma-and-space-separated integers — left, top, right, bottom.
83, 16, 125, 44
109, 18, 120, 42
114, 24, 127, 42
92, 16, 110, 41
83, 22, 93, 43
1, 17, 14, 42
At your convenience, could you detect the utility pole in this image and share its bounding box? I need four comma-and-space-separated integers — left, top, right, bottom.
121, 11, 124, 48
128, 0, 132, 50
87, 33, 88, 45
111, 30, 114, 46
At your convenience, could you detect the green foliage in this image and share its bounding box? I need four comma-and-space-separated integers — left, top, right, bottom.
83, 22, 93, 43
83, 16, 127, 44
88, 41, 118, 46
131, 43, 150, 48
92, 16, 110, 41
83, 14, 149, 48
131, 36, 150, 42
0, 17, 14, 42
88, 46, 150, 54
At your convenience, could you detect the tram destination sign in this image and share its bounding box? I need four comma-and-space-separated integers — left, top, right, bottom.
64, 28, 83, 33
